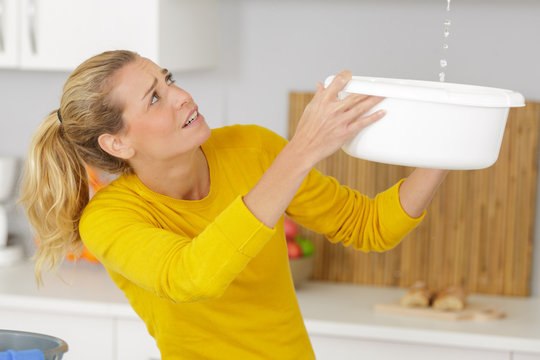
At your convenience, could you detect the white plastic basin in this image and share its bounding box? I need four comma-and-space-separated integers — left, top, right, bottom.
324, 76, 525, 170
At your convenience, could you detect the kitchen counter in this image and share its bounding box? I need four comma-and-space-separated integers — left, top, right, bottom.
297, 281, 540, 354
0, 261, 539, 356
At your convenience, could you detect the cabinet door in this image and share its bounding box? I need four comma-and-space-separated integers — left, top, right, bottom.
0, 309, 114, 360
513, 353, 540, 360
19, 0, 157, 71
116, 318, 161, 360
0, 0, 18, 67
309, 335, 511, 360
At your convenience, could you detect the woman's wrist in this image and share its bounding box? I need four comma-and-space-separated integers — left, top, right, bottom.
399, 168, 449, 218
286, 137, 320, 173
242, 141, 314, 228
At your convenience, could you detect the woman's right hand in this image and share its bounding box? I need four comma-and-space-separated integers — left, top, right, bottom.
290, 70, 386, 167
243, 70, 386, 228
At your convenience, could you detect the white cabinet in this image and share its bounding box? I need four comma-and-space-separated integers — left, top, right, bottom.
0, 308, 115, 360
1, 0, 219, 71
0, 0, 18, 66
309, 334, 511, 360
116, 318, 161, 360
0, 308, 161, 360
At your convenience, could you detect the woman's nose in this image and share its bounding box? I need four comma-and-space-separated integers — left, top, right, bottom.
173, 87, 193, 110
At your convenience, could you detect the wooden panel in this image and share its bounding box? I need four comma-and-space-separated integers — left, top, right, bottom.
288, 93, 540, 296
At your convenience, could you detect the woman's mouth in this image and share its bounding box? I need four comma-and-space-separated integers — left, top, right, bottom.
183, 109, 199, 128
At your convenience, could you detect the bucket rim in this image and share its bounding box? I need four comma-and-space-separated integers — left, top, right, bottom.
0, 329, 68, 355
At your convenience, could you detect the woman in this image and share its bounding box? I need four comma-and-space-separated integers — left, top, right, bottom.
20, 50, 447, 359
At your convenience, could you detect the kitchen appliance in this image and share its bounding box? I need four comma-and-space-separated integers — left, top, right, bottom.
324, 76, 525, 170
0, 156, 23, 266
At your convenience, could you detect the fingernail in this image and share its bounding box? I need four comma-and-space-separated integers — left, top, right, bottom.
378, 109, 387, 116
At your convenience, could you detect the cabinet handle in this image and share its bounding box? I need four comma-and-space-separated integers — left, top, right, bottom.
0, 0, 5, 52
27, 0, 37, 54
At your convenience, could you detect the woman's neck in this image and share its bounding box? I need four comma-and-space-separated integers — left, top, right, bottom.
132, 147, 210, 200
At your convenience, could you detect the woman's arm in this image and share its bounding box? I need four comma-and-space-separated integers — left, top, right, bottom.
243, 71, 386, 228
399, 168, 449, 218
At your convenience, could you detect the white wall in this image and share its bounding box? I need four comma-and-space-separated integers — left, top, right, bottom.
1, 0, 539, 293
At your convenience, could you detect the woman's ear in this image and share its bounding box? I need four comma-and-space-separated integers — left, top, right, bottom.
98, 133, 135, 160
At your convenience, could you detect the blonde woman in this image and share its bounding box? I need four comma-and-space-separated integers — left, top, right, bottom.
20, 50, 448, 359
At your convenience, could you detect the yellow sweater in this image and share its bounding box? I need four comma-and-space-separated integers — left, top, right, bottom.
79, 125, 424, 359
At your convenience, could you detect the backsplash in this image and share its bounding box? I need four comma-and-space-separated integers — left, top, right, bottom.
289, 93, 540, 296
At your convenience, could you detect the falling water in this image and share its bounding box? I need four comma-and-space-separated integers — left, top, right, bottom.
439, 0, 451, 82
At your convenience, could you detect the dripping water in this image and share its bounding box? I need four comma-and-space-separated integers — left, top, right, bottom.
439, 0, 451, 82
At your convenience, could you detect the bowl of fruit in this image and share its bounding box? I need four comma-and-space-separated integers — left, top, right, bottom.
284, 218, 315, 287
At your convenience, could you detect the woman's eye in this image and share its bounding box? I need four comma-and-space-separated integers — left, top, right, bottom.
166, 73, 175, 85
150, 92, 159, 105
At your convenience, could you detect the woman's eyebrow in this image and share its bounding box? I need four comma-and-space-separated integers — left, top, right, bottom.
141, 68, 169, 101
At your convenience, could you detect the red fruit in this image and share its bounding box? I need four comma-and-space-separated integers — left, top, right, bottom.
284, 218, 299, 241
287, 241, 303, 259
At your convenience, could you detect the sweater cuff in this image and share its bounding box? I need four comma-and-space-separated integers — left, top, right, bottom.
214, 196, 276, 258
377, 179, 426, 240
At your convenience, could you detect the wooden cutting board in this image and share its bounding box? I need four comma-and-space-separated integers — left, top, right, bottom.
374, 302, 506, 321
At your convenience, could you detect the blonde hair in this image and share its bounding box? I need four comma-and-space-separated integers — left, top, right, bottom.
19, 50, 138, 284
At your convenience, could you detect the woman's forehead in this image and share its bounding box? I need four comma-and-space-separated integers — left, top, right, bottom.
108, 57, 161, 109
117, 57, 160, 88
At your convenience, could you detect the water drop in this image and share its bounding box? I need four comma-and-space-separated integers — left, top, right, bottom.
444, 27, 450, 38
438, 0, 452, 82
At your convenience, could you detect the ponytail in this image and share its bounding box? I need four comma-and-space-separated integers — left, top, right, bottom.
20, 111, 89, 284
19, 50, 137, 284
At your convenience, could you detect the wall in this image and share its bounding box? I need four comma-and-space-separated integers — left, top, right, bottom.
1, 0, 539, 294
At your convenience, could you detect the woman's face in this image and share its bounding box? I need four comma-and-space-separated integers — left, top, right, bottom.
108, 56, 211, 164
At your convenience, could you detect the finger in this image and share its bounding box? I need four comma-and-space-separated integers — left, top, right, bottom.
348, 109, 386, 133
324, 70, 352, 101
336, 93, 370, 112
346, 96, 385, 119
313, 81, 325, 99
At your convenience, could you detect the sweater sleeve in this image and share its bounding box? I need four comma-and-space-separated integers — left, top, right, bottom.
253, 125, 425, 252
254, 125, 424, 252
286, 169, 425, 252
79, 195, 275, 303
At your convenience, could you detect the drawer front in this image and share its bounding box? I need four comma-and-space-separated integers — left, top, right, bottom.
309, 335, 511, 360
512, 353, 540, 360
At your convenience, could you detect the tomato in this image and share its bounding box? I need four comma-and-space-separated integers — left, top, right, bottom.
287, 240, 303, 259
283, 218, 299, 241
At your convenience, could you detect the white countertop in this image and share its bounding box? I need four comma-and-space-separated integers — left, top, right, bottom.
0, 261, 539, 354
296, 281, 540, 354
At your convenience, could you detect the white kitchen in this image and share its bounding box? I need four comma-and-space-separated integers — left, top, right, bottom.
0, 0, 539, 359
